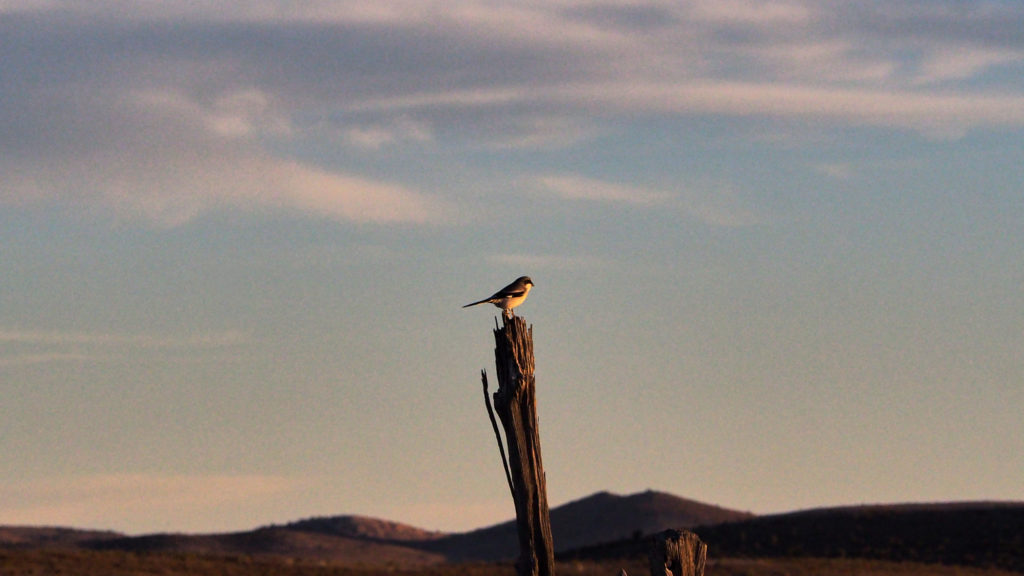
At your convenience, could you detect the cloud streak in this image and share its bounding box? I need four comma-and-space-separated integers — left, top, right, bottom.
344, 74, 1024, 133
538, 174, 670, 206
534, 172, 770, 228
2, 0, 1023, 226
0, 327, 248, 367
0, 327, 247, 348
1, 77, 453, 226
0, 474, 305, 533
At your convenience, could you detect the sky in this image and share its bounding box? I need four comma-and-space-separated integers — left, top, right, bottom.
1, 0, 1022, 536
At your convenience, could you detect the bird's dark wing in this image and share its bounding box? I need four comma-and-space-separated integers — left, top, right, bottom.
493, 280, 527, 298
495, 288, 526, 298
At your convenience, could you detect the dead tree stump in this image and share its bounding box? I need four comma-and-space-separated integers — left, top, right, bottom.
649, 530, 706, 576
481, 314, 555, 576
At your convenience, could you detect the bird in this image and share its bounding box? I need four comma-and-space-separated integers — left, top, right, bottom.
463, 276, 534, 317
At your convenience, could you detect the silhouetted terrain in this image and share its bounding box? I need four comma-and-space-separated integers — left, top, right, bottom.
562, 501, 1024, 574
698, 502, 1024, 573
3, 492, 1022, 574
282, 515, 446, 542
0, 526, 121, 547
1, 549, 1021, 576
88, 527, 448, 566
0, 490, 744, 566
421, 490, 751, 561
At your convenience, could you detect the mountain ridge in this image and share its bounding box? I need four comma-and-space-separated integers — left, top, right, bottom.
562, 500, 1024, 574
0, 489, 747, 562
279, 514, 446, 542
3, 491, 1022, 572
419, 489, 752, 561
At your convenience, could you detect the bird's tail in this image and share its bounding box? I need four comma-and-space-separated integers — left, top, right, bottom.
462, 298, 491, 308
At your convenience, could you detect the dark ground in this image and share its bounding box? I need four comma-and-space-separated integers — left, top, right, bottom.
2, 549, 1022, 576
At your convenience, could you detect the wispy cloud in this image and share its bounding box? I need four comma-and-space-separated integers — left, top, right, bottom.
363, 81, 1024, 135
1, 80, 453, 226
535, 173, 768, 228
0, 328, 247, 348
912, 47, 1024, 85
0, 352, 96, 368
0, 327, 248, 367
537, 173, 670, 206
0, 473, 305, 533
341, 117, 433, 150
3, 0, 1023, 227
690, 0, 812, 25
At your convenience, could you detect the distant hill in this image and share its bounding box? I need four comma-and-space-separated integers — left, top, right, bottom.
698, 502, 1024, 573
80, 490, 748, 564
5, 493, 1021, 572
563, 501, 1024, 574
88, 527, 448, 566
281, 514, 446, 542
0, 490, 750, 566
0, 526, 122, 548
421, 489, 753, 561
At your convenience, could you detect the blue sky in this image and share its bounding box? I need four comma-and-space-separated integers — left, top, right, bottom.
2, 0, 1022, 534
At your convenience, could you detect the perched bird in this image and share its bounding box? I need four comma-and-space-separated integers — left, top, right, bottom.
463, 276, 534, 317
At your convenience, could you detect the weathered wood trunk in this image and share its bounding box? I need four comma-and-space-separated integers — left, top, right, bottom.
489, 314, 555, 576
649, 530, 706, 576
